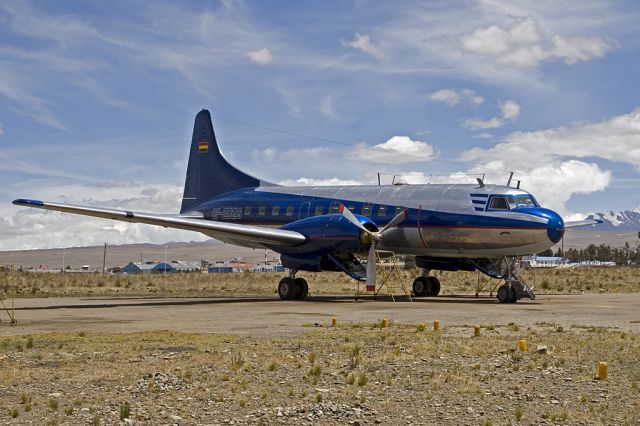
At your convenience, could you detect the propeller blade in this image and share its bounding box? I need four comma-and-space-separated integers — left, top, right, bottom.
380, 208, 408, 234
338, 204, 371, 234
365, 243, 377, 291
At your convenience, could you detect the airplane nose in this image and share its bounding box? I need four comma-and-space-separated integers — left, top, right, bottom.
545, 210, 565, 244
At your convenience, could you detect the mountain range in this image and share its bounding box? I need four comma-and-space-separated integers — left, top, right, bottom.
586, 209, 640, 231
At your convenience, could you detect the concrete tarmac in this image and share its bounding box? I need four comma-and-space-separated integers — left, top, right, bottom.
1, 293, 639, 336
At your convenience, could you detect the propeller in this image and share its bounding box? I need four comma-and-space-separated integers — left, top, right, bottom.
338, 204, 408, 291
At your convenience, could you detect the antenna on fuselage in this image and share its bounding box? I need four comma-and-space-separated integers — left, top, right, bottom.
476, 177, 485, 188
377, 173, 381, 186
516, 180, 521, 189
506, 172, 514, 187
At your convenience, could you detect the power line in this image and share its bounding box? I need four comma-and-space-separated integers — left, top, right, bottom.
218, 116, 513, 175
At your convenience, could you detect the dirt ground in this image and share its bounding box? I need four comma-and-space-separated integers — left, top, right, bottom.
1, 280, 640, 425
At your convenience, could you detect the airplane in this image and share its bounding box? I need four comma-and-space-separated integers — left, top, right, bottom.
13, 109, 600, 303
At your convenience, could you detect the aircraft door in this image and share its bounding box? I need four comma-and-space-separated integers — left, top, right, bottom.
298, 202, 310, 219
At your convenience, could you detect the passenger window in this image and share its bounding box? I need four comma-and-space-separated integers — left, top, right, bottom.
244, 206, 251, 216
362, 205, 372, 217
488, 196, 509, 210
394, 206, 404, 216
272, 206, 280, 216
285, 205, 294, 216
329, 202, 340, 213
347, 206, 355, 212
314, 205, 324, 216
377, 206, 387, 216
258, 206, 266, 216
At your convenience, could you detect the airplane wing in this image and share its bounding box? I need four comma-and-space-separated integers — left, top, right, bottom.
564, 219, 603, 229
12, 199, 306, 248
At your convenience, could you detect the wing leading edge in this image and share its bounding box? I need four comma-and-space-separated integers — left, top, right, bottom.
564, 219, 603, 229
12, 199, 306, 248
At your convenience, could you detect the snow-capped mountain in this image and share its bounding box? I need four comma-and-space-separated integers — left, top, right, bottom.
585, 209, 640, 231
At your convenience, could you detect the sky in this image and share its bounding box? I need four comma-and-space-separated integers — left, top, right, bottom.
2, 0, 640, 250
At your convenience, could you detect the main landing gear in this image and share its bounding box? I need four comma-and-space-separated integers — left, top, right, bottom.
412, 269, 441, 297
278, 270, 309, 300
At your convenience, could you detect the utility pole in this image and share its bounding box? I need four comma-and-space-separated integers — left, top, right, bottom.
164, 245, 168, 274
61, 248, 66, 274
102, 243, 107, 274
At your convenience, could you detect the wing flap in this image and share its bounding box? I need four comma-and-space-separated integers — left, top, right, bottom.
12, 199, 306, 247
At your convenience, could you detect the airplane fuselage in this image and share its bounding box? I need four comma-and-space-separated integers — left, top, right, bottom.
192, 182, 564, 258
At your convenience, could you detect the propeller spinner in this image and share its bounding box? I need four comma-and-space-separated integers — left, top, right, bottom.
338, 204, 408, 291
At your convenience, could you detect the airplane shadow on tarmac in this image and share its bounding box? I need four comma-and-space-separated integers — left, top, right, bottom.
15, 294, 513, 311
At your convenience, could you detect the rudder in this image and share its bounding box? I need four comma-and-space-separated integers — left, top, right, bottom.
180, 109, 261, 213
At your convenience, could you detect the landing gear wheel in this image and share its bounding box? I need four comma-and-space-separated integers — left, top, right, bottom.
278, 277, 299, 300
295, 278, 308, 300
508, 286, 519, 303
412, 277, 428, 297
497, 284, 514, 304
426, 276, 441, 297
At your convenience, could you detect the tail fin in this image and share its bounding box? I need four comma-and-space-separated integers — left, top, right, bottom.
180, 109, 261, 214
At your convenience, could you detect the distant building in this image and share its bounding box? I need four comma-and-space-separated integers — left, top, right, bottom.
121, 262, 176, 274
523, 256, 565, 268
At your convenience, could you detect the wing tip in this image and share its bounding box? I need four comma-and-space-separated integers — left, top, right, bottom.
13, 198, 44, 206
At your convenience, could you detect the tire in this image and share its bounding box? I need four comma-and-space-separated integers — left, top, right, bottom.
427, 276, 441, 297
412, 277, 428, 297
497, 284, 513, 304
278, 277, 298, 300
508, 286, 519, 303
295, 278, 309, 300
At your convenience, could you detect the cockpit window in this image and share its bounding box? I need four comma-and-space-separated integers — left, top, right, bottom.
506, 195, 516, 210
488, 196, 509, 210
515, 195, 536, 208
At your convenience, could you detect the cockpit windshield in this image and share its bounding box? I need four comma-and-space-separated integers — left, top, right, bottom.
515, 195, 537, 208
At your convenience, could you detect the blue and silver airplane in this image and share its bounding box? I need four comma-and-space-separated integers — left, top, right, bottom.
13, 110, 598, 303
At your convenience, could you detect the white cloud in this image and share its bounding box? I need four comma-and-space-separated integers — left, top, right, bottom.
460, 16, 609, 69
466, 160, 611, 216
279, 177, 362, 186
351, 136, 435, 164
245, 47, 273, 65
427, 88, 484, 107
342, 33, 385, 59
463, 99, 520, 130
252, 148, 277, 162
463, 107, 640, 169
472, 132, 494, 139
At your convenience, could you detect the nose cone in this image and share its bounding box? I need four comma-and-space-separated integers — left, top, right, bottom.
542, 209, 565, 243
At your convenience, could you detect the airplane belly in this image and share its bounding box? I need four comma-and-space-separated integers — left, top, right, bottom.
378, 226, 551, 257
423, 227, 547, 250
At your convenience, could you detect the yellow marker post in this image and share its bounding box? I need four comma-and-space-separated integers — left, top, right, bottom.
474, 325, 481, 337
598, 361, 608, 380
518, 339, 527, 352
331, 317, 337, 327
433, 320, 440, 332
382, 318, 389, 328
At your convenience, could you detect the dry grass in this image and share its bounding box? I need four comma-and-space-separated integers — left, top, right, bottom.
1, 266, 639, 298
0, 324, 638, 424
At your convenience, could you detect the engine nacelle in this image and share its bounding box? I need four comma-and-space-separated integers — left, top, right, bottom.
276, 213, 376, 256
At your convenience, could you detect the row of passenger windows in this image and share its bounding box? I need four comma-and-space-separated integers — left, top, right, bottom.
243, 204, 404, 218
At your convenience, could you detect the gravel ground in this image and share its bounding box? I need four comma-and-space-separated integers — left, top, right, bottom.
0, 323, 639, 425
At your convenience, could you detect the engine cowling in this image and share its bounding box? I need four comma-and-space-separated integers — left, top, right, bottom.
276, 213, 376, 256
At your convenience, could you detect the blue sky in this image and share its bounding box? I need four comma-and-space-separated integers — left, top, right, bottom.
2, 0, 640, 249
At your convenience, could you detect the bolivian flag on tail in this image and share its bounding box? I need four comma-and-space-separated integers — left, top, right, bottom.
198, 141, 209, 153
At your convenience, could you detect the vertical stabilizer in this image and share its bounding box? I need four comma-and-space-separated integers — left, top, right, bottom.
180, 109, 261, 213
